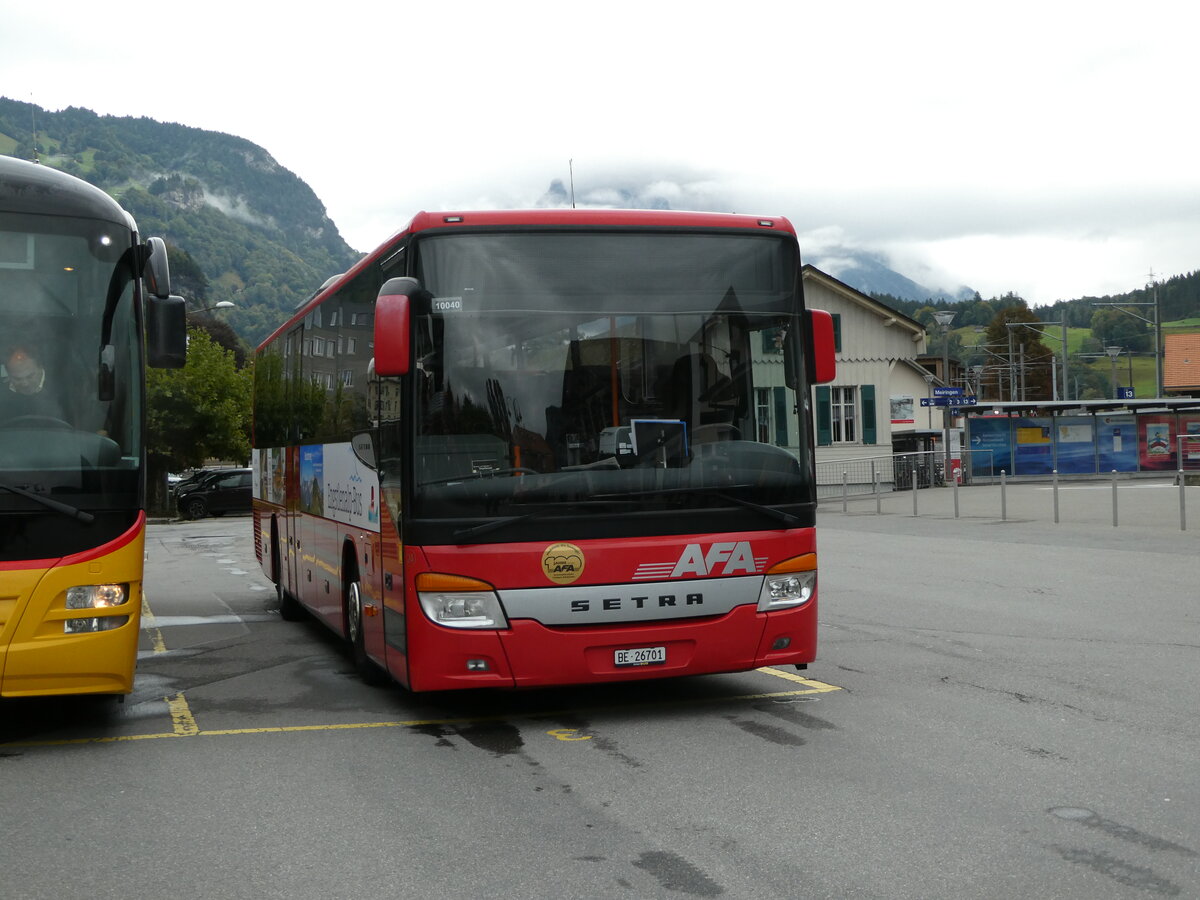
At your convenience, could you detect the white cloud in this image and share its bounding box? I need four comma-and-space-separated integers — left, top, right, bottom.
2, 0, 1198, 306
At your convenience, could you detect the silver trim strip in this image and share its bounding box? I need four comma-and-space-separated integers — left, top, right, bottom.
499, 575, 762, 626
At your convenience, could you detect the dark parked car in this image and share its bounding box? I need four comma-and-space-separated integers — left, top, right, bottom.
176, 468, 252, 519
170, 466, 241, 500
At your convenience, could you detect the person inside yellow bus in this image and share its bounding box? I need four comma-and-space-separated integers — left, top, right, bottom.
2, 345, 69, 424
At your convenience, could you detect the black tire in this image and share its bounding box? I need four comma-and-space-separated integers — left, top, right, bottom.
273, 530, 304, 621
346, 575, 388, 686
184, 497, 207, 519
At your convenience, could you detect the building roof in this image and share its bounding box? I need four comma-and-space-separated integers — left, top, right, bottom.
801, 265, 926, 341
962, 397, 1200, 416
1164, 333, 1200, 391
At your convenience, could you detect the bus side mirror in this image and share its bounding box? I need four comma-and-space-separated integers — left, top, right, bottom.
143, 236, 172, 299
373, 277, 416, 377
804, 308, 836, 385
146, 294, 187, 369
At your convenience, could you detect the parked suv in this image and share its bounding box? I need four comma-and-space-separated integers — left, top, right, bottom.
171, 466, 240, 501
176, 468, 253, 519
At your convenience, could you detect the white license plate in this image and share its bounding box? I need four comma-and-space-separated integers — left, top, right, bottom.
614, 646, 666, 667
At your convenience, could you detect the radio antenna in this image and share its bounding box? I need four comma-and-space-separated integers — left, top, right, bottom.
569, 159, 576, 208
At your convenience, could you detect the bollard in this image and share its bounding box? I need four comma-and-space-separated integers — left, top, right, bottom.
1180, 468, 1187, 532
1053, 469, 1059, 524
953, 469, 960, 518
873, 462, 881, 515
842, 470, 848, 514
912, 457, 919, 517
1112, 470, 1118, 527
1000, 470, 1007, 521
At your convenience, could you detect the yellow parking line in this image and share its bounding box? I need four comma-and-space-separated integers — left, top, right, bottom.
4, 669, 843, 749
756, 667, 842, 691
166, 692, 199, 736
141, 597, 167, 655
141, 598, 198, 736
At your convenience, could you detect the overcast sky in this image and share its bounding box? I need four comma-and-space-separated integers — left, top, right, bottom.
3, 1, 1197, 306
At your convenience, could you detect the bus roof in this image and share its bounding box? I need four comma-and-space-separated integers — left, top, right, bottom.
259, 208, 796, 350
0, 156, 133, 228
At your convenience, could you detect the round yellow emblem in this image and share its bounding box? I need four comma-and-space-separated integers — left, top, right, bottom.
541, 542, 585, 585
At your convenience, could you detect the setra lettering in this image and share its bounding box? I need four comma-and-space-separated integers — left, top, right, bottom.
569, 594, 705, 613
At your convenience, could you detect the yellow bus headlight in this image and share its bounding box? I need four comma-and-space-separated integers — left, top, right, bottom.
64, 584, 131, 634
66, 584, 129, 609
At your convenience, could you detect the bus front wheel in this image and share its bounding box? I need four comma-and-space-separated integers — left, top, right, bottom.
346, 574, 388, 686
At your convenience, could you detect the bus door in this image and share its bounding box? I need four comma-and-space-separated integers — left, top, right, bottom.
283, 326, 305, 605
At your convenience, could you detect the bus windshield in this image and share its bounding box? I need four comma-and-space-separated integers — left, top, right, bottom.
395, 231, 812, 541
0, 212, 142, 559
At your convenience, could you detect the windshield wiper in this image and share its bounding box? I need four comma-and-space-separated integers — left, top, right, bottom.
0, 481, 95, 524
420, 467, 538, 487
451, 499, 638, 540
592, 484, 802, 526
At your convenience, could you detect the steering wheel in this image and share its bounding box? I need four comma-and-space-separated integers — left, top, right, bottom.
2, 415, 73, 429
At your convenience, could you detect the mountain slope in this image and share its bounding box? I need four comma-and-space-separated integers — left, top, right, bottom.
0, 98, 361, 345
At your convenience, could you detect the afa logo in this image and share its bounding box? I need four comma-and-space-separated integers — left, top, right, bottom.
542, 542, 585, 585
633, 541, 765, 580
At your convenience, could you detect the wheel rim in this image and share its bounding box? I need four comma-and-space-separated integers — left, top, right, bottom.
347, 582, 362, 643
187, 500, 205, 517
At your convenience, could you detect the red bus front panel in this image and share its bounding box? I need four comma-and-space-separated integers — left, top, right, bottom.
403, 530, 816, 692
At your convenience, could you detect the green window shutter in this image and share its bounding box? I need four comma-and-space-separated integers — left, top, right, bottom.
773, 387, 789, 446
861, 384, 877, 445
832, 313, 842, 353
815, 386, 832, 446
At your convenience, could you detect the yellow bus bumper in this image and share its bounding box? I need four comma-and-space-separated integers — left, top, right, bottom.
0, 528, 145, 698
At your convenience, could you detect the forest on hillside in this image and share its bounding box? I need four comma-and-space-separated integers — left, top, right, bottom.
0, 97, 361, 346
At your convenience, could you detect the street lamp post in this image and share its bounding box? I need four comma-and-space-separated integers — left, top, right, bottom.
933, 310, 956, 483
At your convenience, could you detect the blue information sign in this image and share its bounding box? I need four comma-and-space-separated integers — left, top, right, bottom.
933, 387, 964, 397
921, 396, 978, 407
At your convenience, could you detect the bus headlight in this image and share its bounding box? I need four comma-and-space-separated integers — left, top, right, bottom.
66, 584, 129, 609
416, 573, 508, 630
64, 616, 129, 634
757, 556, 816, 611
64, 584, 131, 633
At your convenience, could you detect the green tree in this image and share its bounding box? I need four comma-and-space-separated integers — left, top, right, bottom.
145, 328, 252, 514
1089, 307, 1149, 352
982, 301, 1056, 400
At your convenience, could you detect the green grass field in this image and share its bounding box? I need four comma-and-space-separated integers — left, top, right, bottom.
954, 320, 1198, 399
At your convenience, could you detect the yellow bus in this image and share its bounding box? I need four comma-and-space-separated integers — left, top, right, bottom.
0, 156, 185, 697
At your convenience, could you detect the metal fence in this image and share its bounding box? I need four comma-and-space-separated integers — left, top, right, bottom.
816, 452, 1192, 531
815, 450, 996, 500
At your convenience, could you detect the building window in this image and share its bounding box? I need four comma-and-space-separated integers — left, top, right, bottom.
831, 386, 856, 442
815, 384, 877, 446
756, 388, 772, 443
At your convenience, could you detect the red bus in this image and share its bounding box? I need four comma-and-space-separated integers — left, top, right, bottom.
0, 156, 186, 697
252, 209, 835, 692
